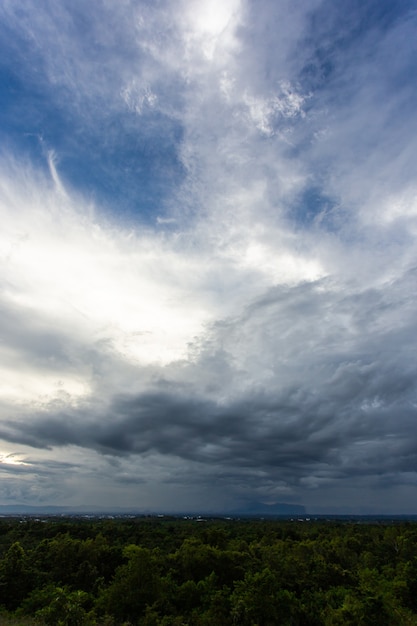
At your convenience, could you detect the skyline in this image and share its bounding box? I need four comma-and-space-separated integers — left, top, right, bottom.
0, 0, 417, 514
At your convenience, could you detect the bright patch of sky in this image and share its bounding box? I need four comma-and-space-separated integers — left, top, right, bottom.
0, 0, 416, 514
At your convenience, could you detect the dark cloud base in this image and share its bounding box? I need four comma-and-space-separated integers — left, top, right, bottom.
2, 272, 416, 505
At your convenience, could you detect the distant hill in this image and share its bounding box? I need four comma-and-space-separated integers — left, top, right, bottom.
0, 502, 306, 517
0, 504, 94, 515
0, 504, 70, 515
235, 502, 307, 517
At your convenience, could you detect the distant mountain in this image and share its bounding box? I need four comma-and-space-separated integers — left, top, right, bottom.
0, 504, 70, 515
235, 502, 307, 517
0, 502, 306, 517
0, 504, 97, 515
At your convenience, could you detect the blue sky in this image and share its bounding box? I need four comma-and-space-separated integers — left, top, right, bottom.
0, 0, 416, 514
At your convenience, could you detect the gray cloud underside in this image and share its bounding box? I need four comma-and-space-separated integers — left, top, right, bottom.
2, 269, 416, 486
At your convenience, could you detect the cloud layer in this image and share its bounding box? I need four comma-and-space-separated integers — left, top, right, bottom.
0, 0, 416, 513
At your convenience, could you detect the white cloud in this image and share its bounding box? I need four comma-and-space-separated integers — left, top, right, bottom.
0, 158, 212, 405
180, 0, 241, 60
121, 82, 158, 114
242, 81, 308, 136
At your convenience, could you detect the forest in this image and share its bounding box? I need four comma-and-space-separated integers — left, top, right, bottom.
1, 515, 417, 625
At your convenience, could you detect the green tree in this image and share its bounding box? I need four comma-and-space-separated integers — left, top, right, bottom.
98, 545, 161, 623
0, 542, 34, 610
231, 567, 301, 626
32, 586, 92, 626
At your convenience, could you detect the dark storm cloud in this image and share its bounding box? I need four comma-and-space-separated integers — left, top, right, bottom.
3, 269, 416, 490
0, 457, 80, 476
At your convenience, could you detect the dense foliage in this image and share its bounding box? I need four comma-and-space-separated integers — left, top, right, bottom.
1, 516, 417, 624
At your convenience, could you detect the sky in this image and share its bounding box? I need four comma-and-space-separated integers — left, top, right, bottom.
0, 0, 416, 515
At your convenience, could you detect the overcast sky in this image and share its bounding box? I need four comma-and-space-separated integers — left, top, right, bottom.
0, 0, 416, 514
